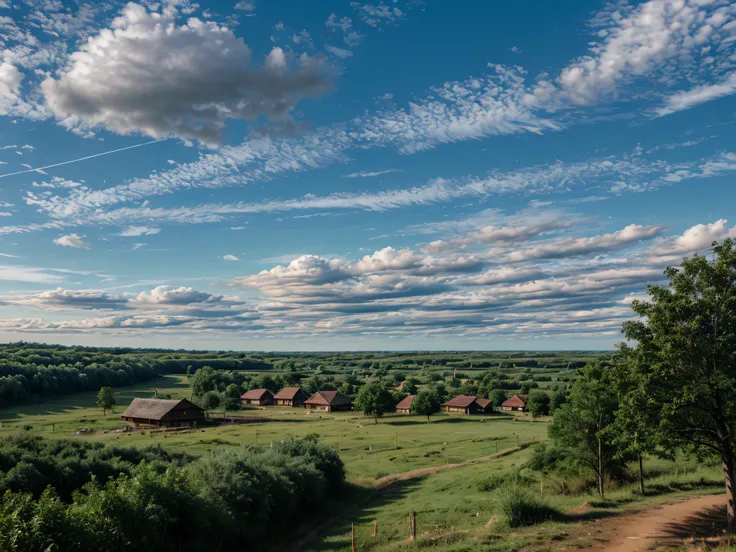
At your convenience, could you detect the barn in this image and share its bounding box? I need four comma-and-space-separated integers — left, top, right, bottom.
241, 388, 274, 406
441, 395, 483, 414
501, 394, 528, 412
396, 394, 416, 414
305, 390, 352, 412
121, 398, 205, 428
273, 387, 308, 407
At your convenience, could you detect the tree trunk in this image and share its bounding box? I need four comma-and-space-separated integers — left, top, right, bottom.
638, 452, 645, 495
598, 435, 604, 499
427, 415, 430, 423
721, 447, 736, 531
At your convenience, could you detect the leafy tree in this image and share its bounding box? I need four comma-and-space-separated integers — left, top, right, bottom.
520, 381, 538, 395
411, 391, 441, 422
224, 384, 241, 399
354, 383, 395, 424
490, 389, 508, 407
550, 389, 568, 413
96, 386, 115, 415
618, 239, 736, 526
222, 396, 241, 414
526, 390, 550, 418
201, 391, 221, 414
402, 378, 419, 395
548, 364, 625, 498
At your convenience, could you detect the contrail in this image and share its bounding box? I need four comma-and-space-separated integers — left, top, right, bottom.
0, 138, 169, 179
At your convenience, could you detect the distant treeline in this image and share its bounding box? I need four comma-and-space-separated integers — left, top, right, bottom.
0, 432, 344, 551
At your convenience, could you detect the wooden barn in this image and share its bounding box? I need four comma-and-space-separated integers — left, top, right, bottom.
305, 390, 352, 412
240, 388, 274, 406
273, 387, 308, 407
441, 395, 483, 414
396, 394, 416, 414
121, 398, 204, 428
502, 394, 528, 412
475, 398, 494, 413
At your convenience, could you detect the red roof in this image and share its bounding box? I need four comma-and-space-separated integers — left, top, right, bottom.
476, 398, 492, 409
396, 395, 416, 410
305, 390, 352, 407
241, 388, 273, 400
442, 395, 477, 408
502, 394, 528, 407
273, 387, 303, 400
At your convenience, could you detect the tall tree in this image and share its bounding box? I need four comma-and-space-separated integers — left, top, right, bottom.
411, 391, 441, 422
620, 239, 736, 527
96, 386, 116, 416
548, 363, 622, 498
526, 390, 551, 418
354, 383, 395, 424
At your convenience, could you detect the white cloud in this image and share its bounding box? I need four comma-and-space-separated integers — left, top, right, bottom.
134, 285, 223, 305
234, 1, 255, 12
223, 254, 240, 261
655, 72, 736, 117
343, 169, 400, 178
41, 3, 331, 146
0, 55, 24, 115
118, 226, 160, 237
53, 233, 90, 249
325, 45, 353, 59
648, 219, 736, 263
350, 2, 403, 27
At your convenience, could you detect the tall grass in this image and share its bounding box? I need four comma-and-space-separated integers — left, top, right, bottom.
497, 485, 559, 527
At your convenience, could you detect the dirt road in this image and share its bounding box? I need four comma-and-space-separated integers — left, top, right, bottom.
590, 494, 727, 552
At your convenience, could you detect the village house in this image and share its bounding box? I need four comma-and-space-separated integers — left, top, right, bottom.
441, 395, 483, 414
240, 388, 274, 406
502, 394, 528, 412
395, 394, 416, 414
475, 398, 494, 413
304, 390, 352, 412
273, 387, 308, 407
121, 398, 205, 428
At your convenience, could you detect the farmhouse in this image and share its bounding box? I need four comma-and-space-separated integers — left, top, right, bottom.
305, 390, 352, 412
502, 394, 528, 412
121, 398, 204, 427
273, 386, 308, 407
442, 395, 484, 414
241, 388, 274, 406
396, 394, 416, 414
475, 398, 494, 413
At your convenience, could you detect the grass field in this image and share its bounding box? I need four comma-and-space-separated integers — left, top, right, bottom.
0, 374, 548, 481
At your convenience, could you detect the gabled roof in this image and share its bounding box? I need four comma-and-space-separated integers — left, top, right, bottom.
396, 395, 416, 410
122, 398, 202, 421
475, 398, 492, 409
502, 394, 528, 407
241, 388, 273, 400
273, 387, 304, 400
442, 395, 477, 408
305, 390, 352, 406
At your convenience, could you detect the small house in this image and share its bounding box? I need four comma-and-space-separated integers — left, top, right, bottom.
305, 390, 352, 412
441, 395, 483, 414
395, 394, 416, 414
121, 398, 204, 428
501, 394, 528, 412
273, 387, 308, 407
240, 388, 274, 406
475, 398, 494, 413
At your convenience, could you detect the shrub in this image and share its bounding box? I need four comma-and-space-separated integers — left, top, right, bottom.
477, 473, 506, 492
497, 486, 559, 527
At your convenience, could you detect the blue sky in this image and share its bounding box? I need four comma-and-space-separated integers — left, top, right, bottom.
0, 0, 734, 350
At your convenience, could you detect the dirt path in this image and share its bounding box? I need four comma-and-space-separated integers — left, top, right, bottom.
589, 494, 727, 552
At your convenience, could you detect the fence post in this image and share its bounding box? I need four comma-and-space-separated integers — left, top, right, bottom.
495, 440, 498, 454
409, 511, 416, 541
351, 522, 355, 552
395, 432, 398, 450
373, 519, 377, 537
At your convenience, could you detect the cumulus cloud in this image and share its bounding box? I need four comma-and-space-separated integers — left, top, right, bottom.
13, 288, 129, 310
41, 3, 331, 146
223, 254, 240, 261
0, 56, 24, 114
134, 285, 224, 305
53, 233, 90, 249
648, 219, 736, 263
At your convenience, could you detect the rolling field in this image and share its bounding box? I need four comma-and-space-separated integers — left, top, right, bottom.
0, 374, 548, 481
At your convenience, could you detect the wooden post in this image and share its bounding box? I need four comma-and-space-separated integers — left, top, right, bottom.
395, 432, 398, 450
373, 519, 377, 537
495, 440, 498, 454
351, 522, 355, 552
409, 511, 416, 541
516, 433, 519, 447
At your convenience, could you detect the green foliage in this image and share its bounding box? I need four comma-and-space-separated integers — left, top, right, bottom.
490, 388, 508, 407
497, 486, 558, 527
526, 390, 550, 418
0, 435, 345, 552
411, 391, 441, 422
222, 395, 241, 413
354, 382, 396, 423
200, 390, 221, 412
96, 386, 116, 414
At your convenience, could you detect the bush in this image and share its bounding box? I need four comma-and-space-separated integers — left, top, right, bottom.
497, 486, 559, 527
477, 473, 507, 492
